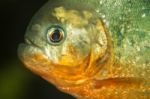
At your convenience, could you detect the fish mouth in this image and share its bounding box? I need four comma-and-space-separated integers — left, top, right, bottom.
18, 37, 37, 48
24, 37, 33, 45
24, 37, 42, 49
18, 37, 43, 60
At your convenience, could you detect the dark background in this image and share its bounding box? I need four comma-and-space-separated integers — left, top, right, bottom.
0, 0, 74, 99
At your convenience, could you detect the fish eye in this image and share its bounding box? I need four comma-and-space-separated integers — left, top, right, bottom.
47, 25, 66, 45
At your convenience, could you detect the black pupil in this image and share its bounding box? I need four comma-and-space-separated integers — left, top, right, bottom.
51, 29, 61, 42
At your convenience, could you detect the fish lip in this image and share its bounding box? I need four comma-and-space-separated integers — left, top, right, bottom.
17, 37, 43, 59
24, 37, 42, 49
24, 37, 36, 46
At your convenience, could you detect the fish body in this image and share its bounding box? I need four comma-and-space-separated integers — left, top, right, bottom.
18, 0, 150, 99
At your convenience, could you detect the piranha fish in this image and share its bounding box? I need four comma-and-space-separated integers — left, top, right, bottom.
18, 0, 150, 98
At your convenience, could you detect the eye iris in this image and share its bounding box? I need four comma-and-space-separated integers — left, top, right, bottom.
50, 29, 62, 42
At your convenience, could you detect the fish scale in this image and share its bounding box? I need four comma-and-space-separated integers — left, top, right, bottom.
18, 0, 150, 98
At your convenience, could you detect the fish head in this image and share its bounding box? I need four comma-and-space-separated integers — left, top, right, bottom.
18, 0, 150, 98
18, 0, 111, 86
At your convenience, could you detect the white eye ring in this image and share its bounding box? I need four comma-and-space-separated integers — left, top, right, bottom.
47, 25, 66, 45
